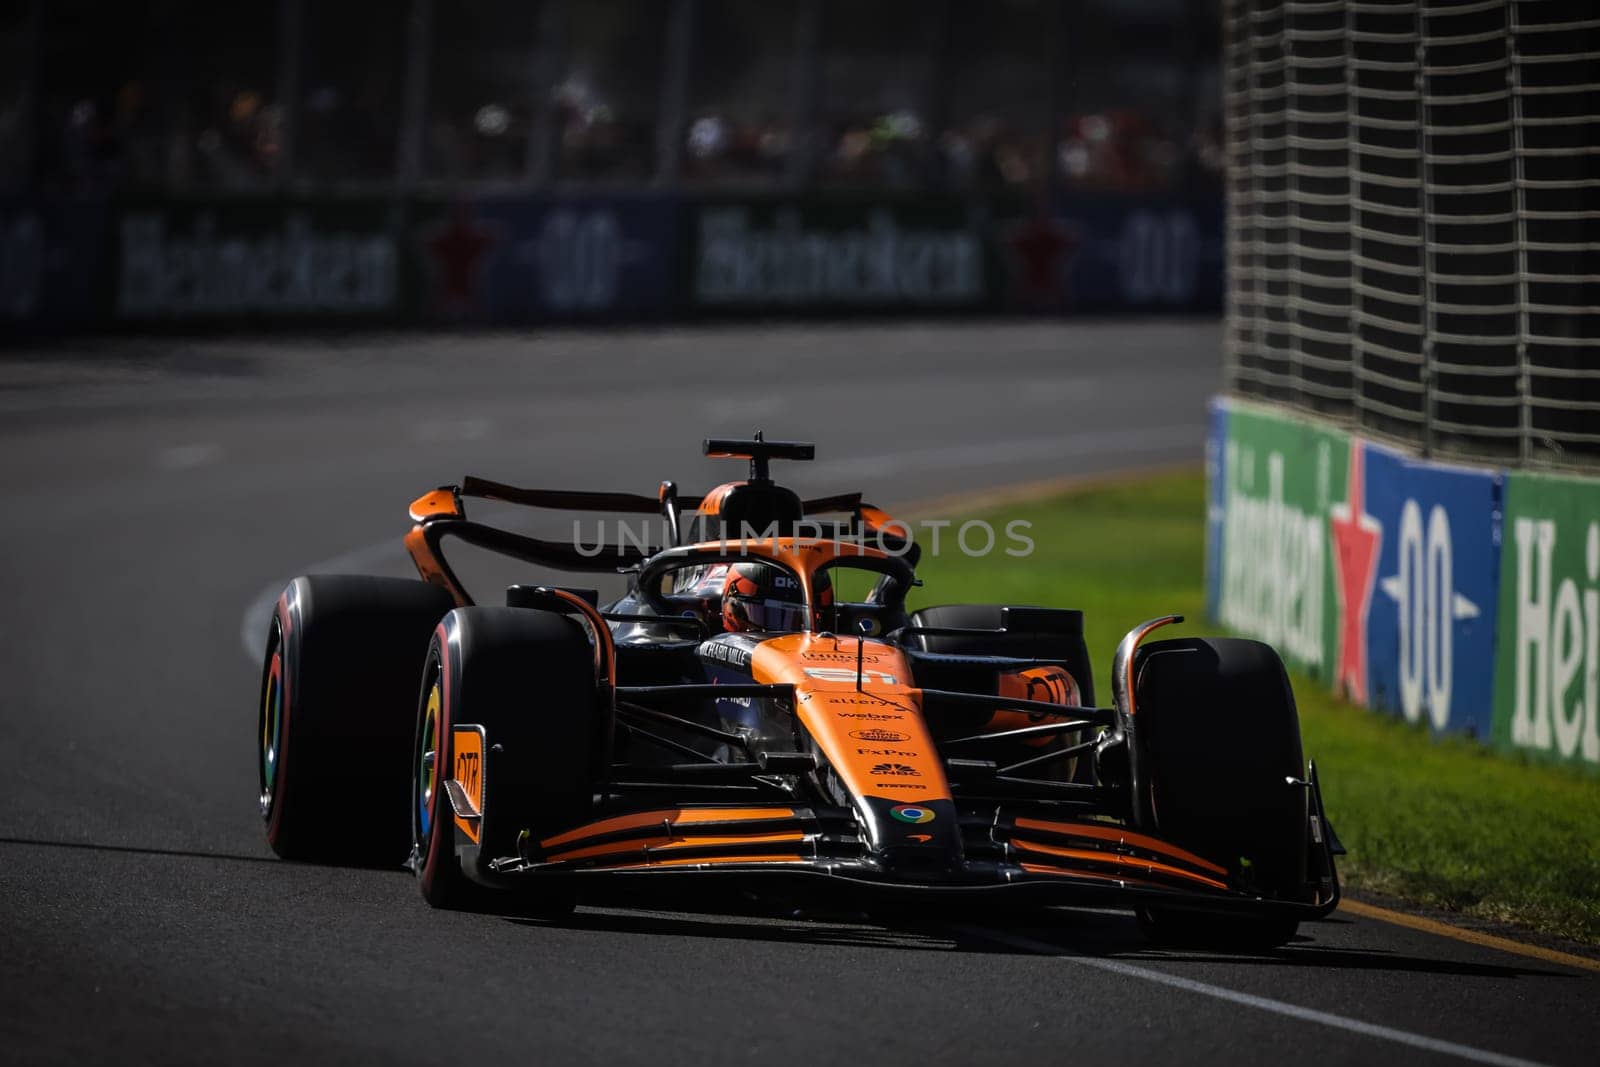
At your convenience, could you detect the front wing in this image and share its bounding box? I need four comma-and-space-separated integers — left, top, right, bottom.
483, 792, 1341, 920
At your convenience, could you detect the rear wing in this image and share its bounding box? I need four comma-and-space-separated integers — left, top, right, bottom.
404, 474, 911, 606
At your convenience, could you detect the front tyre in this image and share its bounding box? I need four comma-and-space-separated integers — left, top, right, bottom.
413, 607, 598, 915
1132, 637, 1309, 949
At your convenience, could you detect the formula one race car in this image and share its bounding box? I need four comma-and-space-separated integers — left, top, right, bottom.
257, 436, 1340, 947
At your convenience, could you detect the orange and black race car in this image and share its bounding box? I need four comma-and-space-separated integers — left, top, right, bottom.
257, 436, 1341, 947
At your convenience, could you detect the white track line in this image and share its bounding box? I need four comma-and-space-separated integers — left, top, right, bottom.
964, 927, 1552, 1067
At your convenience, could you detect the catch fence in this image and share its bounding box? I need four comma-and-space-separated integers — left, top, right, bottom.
1223, 0, 1599, 469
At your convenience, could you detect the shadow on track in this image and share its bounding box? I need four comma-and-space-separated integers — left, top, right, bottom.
0, 835, 284, 866
18, 834, 1571, 981
499, 885, 1574, 980
510, 909, 964, 955
0, 834, 411, 872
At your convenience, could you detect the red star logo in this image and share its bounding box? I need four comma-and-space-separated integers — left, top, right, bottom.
1329, 441, 1382, 702
1006, 208, 1079, 307
427, 205, 496, 311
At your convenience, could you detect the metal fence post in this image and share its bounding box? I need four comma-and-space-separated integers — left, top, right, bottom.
396, 0, 434, 187
1222, 0, 1257, 398
1344, 0, 1361, 431
524, 0, 570, 188
274, 0, 304, 188
1284, 1, 1303, 409
1045, 0, 1069, 200
654, 0, 696, 187
922, 0, 956, 190
1413, 0, 1435, 458
785, 0, 821, 190
1508, 0, 1532, 467
9, 0, 43, 192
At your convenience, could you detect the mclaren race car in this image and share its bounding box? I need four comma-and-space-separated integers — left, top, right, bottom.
257, 435, 1341, 947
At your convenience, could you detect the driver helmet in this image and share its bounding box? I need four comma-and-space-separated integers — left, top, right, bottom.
721, 562, 812, 633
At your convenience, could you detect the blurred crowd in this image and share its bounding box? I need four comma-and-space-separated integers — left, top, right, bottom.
10, 0, 1221, 196
41, 85, 287, 192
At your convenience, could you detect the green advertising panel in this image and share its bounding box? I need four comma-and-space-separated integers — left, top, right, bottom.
1494, 470, 1600, 772
1215, 401, 1349, 684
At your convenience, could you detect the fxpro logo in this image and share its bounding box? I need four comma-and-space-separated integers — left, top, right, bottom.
1508, 518, 1600, 764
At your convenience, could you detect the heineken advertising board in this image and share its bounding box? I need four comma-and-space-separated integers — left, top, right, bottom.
690, 198, 988, 311
115, 199, 402, 320
409, 195, 680, 323
1, 196, 108, 331
1495, 470, 1600, 770
12, 190, 1231, 330
997, 195, 1225, 313
1361, 442, 1502, 740
1211, 400, 1345, 682
1209, 398, 1523, 759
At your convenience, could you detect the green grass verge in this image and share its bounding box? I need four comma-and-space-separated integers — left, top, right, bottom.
910, 469, 1600, 945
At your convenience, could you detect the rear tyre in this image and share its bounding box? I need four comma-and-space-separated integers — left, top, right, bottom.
1132, 637, 1308, 949
413, 607, 597, 916
258, 575, 455, 864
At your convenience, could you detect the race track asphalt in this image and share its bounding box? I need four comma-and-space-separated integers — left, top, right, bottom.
1, 320, 1593, 1067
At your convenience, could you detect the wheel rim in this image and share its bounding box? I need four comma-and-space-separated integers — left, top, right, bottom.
414, 665, 443, 864
258, 622, 285, 819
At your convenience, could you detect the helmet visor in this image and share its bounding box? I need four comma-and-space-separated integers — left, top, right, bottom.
737, 597, 810, 632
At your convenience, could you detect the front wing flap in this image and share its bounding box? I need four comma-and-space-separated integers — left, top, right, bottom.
485, 788, 1340, 921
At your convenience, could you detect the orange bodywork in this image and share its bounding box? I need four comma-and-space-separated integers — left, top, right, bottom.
541, 807, 798, 850
404, 525, 469, 606
1013, 816, 1227, 876
696, 482, 740, 517
1017, 863, 1169, 891
537, 586, 616, 689
992, 665, 1082, 746
604, 853, 810, 870
1122, 614, 1182, 718
750, 633, 950, 807
409, 487, 463, 522
1010, 836, 1229, 890
681, 535, 896, 608
451, 725, 485, 844
544, 831, 808, 865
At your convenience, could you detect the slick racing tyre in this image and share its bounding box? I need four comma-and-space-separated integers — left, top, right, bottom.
413, 607, 597, 916
1132, 637, 1308, 949
259, 575, 455, 865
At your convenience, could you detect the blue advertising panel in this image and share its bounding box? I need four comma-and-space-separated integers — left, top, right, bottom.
1, 195, 108, 332
1360, 439, 1504, 739
1002, 194, 1224, 313
413, 194, 680, 323
1204, 396, 1229, 623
